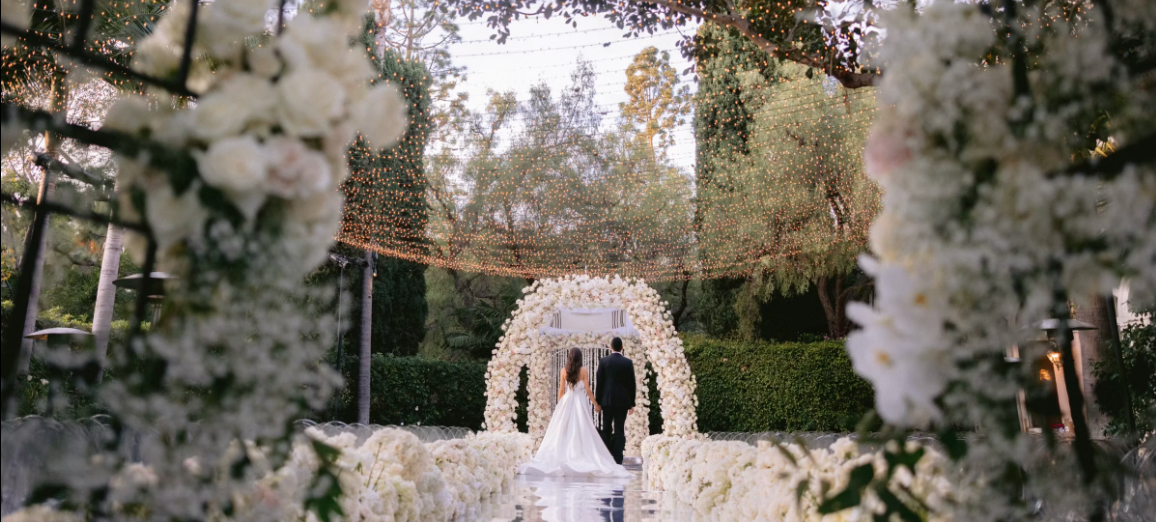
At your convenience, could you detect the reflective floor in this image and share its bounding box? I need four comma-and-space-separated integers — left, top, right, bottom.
487, 471, 698, 522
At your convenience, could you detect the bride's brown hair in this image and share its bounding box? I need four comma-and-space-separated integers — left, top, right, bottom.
565, 348, 582, 387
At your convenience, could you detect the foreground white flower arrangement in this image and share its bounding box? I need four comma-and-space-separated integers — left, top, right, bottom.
483, 275, 698, 449
4, 1, 417, 520
641, 434, 954, 521
278, 428, 534, 522
4, 430, 535, 522
109, 0, 407, 275
847, 0, 1155, 519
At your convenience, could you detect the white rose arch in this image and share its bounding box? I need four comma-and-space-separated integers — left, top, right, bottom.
483, 275, 698, 456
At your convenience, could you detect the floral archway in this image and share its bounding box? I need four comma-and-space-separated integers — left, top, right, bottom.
483, 276, 698, 456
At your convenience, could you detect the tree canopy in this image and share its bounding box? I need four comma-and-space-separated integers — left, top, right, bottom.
441, 0, 880, 88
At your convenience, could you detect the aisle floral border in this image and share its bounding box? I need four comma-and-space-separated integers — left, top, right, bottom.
641, 434, 954, 521
3, 428, 536, 522
483, 276, 698, 451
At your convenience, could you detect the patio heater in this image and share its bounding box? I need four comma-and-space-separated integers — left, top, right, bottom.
113, 272, 176, 325
1033, 318, 1097, 435
23, 328, 93, 416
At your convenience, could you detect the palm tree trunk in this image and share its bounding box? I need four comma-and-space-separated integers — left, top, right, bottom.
91, 217, 123, 383
357, 251, 374, 424
17, 71, 67, 375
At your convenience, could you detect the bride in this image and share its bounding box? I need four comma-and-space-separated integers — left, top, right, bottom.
518, 348, 632, 477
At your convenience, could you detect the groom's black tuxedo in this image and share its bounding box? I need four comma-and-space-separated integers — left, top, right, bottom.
596, 352, 635, 464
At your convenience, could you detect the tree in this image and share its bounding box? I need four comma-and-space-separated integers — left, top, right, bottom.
421, 59, 695, 356
442, 0, 880, 89
339, 42, 433, 359
620, 46, 690, 162
371, 0, 467, 140
695, 25, 879, 339
4, 0, 172, 380
1093, 309, 1155, 437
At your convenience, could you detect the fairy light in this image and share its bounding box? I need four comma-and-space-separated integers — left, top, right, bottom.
13, 1, 1083, 282
335, 33, 881, 281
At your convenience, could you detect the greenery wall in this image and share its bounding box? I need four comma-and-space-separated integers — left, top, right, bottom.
329, 355, 488, 429
682, 335, 875, 432
325, 336, 873, 433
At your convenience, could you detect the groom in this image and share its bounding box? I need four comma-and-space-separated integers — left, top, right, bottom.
595, 337, 636, 465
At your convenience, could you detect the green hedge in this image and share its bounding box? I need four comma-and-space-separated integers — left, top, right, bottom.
331, 355, 488, 430
683, 335, 875, 432
331, 337, 874, 433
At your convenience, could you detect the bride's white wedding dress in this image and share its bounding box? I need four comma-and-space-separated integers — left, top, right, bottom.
518, 381, 632, 478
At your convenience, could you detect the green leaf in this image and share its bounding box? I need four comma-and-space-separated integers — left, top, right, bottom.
885, 446, 925, 473
818, 463, 874, 513
875, 484, 923, 522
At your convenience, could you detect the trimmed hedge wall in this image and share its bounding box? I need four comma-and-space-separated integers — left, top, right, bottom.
331, 355, 488, 430
682, 335, 875, 432
331, 337, 874, 433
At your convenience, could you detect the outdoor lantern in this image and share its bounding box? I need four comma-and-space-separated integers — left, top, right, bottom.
1034, 318, 1097, 362
114, 272, 177, 323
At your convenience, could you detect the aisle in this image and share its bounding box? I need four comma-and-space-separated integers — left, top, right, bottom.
491, 470, 697, 521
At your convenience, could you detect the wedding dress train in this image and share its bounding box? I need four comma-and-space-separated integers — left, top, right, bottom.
518, 383, 632, 478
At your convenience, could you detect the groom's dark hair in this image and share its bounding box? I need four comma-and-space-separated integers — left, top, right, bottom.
610, 337, 623, 352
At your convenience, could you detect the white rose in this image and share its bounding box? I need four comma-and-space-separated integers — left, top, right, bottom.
287, 191, 342, 226
200, 0, 270, 58
146, 183, 208, 252
133, 33, 181, 77
248, 46, 284, 79
189, 74, 276, 141
265, 137, 332, 199
279, 16, 373, 88
102, 96, 153, 133
196, 137, 268, 220
277, 69, 346, 137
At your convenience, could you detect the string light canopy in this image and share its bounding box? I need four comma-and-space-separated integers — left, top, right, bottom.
338, 44, 880, 281
2, 2, 880, 282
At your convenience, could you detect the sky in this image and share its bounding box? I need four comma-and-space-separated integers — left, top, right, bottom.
443, 14, 702, 173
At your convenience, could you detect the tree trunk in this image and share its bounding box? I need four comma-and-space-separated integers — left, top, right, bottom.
1075, 294, 1115, 438
816, 274, 855, 339
91, 220, 123, 383
17, 71, 67, 375
816, 276, 837, 339
671, 277, 690, 330
357, 251, 374, 425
